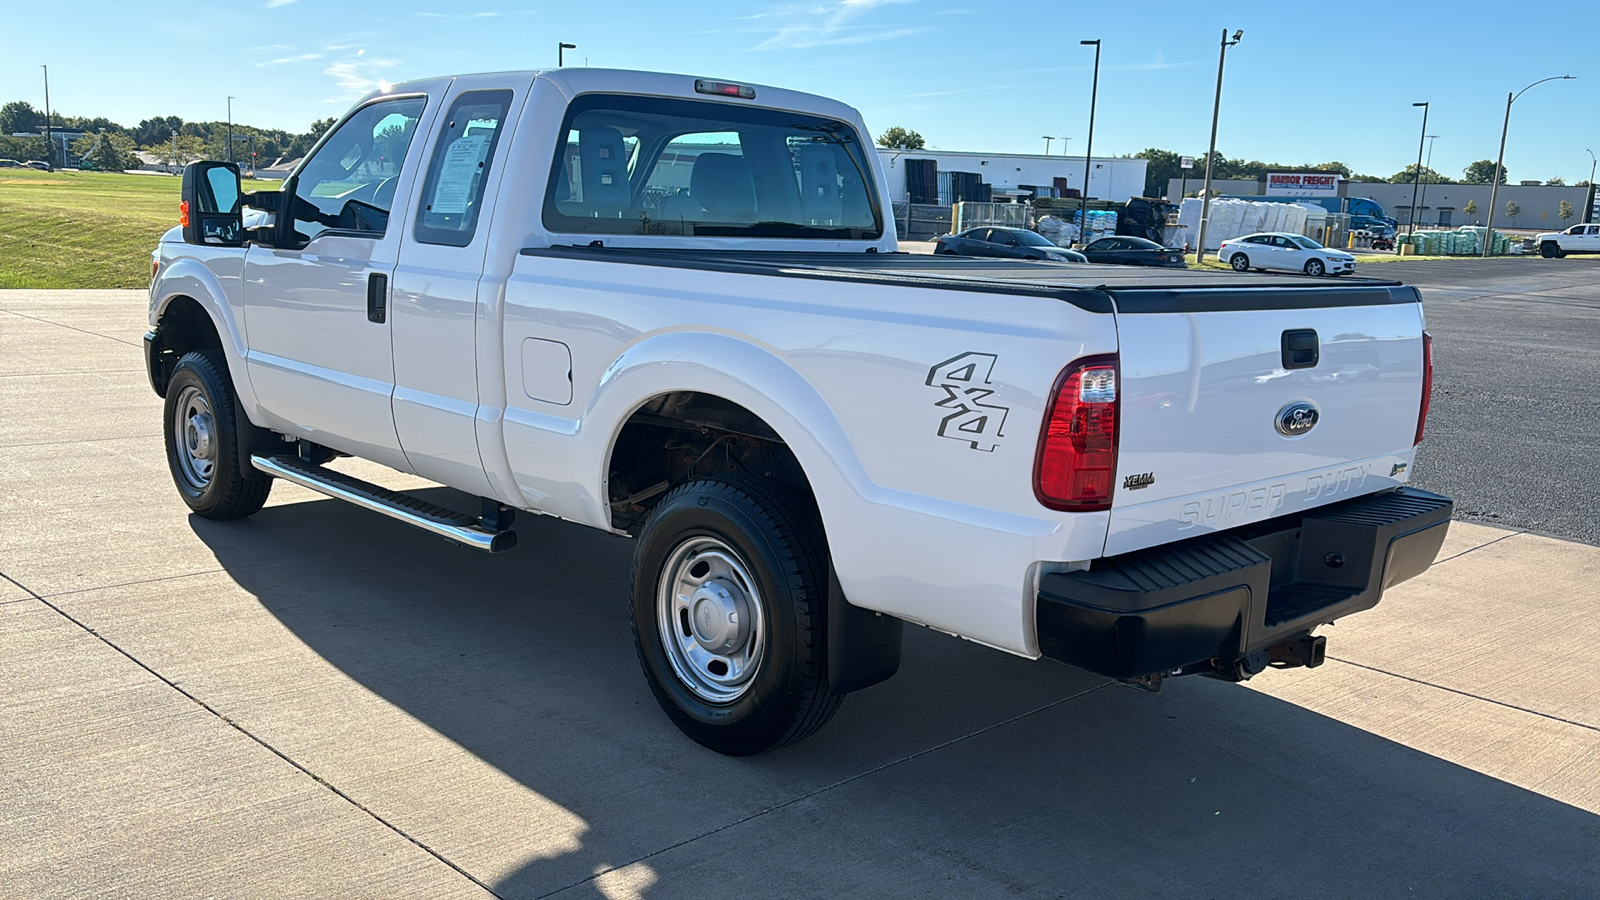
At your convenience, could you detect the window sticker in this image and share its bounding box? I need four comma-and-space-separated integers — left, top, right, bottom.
431, 134, 489, 215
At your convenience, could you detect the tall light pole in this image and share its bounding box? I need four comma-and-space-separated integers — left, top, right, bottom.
41, 65, 52, 171
1062, 137, 1072, 156
1408, 102, 1428, 236
1418, 134, 1439, 229
1586, 148, 1597, 224
1483, 75, 1574, 257
227, 96, 235, 164
1042, 135, 1055, 155
1079, 39, 1100, 204
1194, 29, 1243, 263
558, 42, 576, 66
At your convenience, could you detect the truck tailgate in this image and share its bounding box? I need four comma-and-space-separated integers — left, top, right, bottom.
1104, 285, 1426, 556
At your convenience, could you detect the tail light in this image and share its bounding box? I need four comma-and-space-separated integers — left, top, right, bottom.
1034, 355, 1119, 512
1414, 331, 1433, 445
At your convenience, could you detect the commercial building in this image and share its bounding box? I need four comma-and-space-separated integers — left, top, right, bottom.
880, 149, 1148, 205
1166, 176, 1595, 229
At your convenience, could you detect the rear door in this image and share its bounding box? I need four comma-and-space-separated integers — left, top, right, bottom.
1103, 284, 1427, 555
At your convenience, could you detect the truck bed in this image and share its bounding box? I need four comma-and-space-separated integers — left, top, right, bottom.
518, 246, 1416, 314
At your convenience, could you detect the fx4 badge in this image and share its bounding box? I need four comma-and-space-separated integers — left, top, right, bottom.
1123, 472, 1155, 491
926, 352, 1009, 451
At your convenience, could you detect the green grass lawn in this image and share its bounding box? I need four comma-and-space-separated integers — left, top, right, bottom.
0, 169, 279, 289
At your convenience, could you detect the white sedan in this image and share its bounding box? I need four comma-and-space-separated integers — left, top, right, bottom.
1218, 232, 1356, 276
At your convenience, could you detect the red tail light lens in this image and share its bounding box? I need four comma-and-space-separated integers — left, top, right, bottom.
1035, 355, 1119, 512
1414, 331, 1433, 445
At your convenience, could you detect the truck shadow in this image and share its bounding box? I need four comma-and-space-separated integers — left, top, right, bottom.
192, 489, 1599, 899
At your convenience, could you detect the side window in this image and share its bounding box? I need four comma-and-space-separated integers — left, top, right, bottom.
291, 96, 426, 242
414, 90, 512, 247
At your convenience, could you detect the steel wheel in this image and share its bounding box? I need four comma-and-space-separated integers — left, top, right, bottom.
657, 535, 767, 704
171, 384, 217, 491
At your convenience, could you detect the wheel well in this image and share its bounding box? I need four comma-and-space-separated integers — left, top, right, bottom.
606, 392, 811, 535
150, 295, 224, 396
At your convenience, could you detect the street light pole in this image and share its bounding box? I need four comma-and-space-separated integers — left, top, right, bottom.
1418, 134, 1438, 228
1042, 136, 1054, 155
227, 96, 235, 165
558, 42, 576, 66
1062, 137, 1071, 157
1586, 148, 1597, 224
1079, 39, 1100, 204
1194, 29, 1242, 264
41, 65, 52, 171
1408, 102, 1428, 236
1483, 75, 1575, 257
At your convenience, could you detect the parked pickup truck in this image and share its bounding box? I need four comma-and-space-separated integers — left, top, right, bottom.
1537, 223, 1600, 257
147, 68, 1452, 755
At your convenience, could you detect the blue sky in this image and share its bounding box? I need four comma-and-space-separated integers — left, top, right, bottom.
4, 0, 1596, 182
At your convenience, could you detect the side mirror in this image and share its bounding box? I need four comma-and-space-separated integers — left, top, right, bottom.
180, 161, 243, 246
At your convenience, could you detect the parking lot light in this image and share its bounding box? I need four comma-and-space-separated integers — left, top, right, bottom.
1080, 40, 1100, 205
1409, 102, 1428, 237
1483, 75, 1574, 257
1194, 29, 1243, 264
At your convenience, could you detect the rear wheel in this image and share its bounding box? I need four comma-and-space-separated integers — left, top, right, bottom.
631, 475, 842, 755
1229, 253, 1250, 271
1304, 258, 1326, 276
163, 350, 272, 519
1541, 242, 1563, 259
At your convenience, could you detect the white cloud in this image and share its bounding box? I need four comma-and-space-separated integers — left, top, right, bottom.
323, 54, 400, 102
747, 0, 920, 50
256, 53, 322, 67
264, 0, 297, 7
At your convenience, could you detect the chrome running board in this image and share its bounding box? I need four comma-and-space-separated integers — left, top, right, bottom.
250, 455, 517, 553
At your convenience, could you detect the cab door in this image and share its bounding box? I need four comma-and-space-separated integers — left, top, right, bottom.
389, 77, 529, 496
242, 92, 437, 470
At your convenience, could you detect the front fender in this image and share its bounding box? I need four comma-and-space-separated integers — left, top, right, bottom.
151, 253, 262, 420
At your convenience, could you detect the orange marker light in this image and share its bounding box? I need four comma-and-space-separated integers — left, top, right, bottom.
178, 200, 190, 227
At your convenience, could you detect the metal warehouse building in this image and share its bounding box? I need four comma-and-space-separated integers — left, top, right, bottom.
1167, 176, 1594, 230
880, 149, 1148, 205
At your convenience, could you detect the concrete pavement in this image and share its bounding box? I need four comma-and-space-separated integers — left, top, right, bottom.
2, 289, 1596, 899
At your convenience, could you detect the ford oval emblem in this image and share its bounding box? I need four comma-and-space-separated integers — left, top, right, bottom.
1276, 401, 1319, 436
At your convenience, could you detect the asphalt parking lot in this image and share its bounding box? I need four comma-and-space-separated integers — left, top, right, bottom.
2, 276, 1597, 899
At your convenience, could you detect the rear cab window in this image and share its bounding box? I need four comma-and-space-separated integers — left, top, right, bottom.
415, 90, 513, 247
543, 94, 882, 240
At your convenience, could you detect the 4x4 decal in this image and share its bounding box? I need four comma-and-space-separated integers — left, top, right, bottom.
925, 352, 1009, 451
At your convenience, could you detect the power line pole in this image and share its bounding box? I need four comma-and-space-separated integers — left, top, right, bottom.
227, 96, 235, 164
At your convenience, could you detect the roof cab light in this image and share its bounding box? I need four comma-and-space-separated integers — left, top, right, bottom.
1035, 356, 1120, 512
694, 79, 756, 100
1415, 331, 1433, 446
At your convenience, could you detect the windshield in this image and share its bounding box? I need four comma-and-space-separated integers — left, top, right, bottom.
1007, 229, 1054, 247
544, 94, 882, 239
1290, 235, 1324, 249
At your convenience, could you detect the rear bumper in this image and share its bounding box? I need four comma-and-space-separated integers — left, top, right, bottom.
1036, 487, 1452, 679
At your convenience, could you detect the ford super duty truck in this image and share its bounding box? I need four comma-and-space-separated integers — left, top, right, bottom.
147, 68, 1452, 755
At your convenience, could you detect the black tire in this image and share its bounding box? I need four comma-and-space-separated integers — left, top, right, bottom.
631, 475, 841, 755
1540, 242, 1561, 259
163, 350, 272, 520
1229, 253, 1250, 271
1304, 258, 1326, 276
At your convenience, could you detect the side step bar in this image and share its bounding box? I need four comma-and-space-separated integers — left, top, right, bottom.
250, 455, 517, 553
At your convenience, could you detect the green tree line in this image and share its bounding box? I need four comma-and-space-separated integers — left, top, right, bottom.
1, 99, 334, 171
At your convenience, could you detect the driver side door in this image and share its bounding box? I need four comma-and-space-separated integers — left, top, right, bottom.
242, 94, 434, 470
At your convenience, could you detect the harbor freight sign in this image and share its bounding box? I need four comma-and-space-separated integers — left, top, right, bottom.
1267, 172, 1341, 196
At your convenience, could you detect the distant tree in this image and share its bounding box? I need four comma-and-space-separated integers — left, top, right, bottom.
143, 134, 207, 168
1463, 159, 1507, 184
1559, 199, 1574, 222
1347, 172, 1388, 183
1463, 198, 1479, 221
71, 131, 137, 171
1311, 161, 1353, 178
132, 115, 185, 147
876, 126, 925, 150
1546, 176, 1566, 186
1390, 164, 1450, 184
1504, 200, 1520, 225
0, 100, 43, 135
1134, 147, 1184, 198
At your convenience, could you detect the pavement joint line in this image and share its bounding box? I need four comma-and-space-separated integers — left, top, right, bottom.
0, 433, 162, 450
533, 679, 1114, 900
1327, 656, 1599, 735
0, 308, 143, 348
0, 569, 509, 900
0, 369, 146, 378
35, 566, 232, 600
1428, 529, 1523, 567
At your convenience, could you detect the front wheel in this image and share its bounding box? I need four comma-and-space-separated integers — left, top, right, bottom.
1541, 242, 1563, 259
1229, 253, 1250, 271
1304, 258, 1326, 276
163, 350, 272, 519
631, 476, 842, 755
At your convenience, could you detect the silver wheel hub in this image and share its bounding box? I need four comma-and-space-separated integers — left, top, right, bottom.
172, 385, 217, 490
657, 537, 766, 704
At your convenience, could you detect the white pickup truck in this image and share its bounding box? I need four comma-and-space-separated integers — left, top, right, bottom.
1536, 222, 1600, 257
148, 68, 1452, 754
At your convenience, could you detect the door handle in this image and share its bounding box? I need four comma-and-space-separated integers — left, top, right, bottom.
367, 273, 387, 324
1282, 328, 1319, 369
